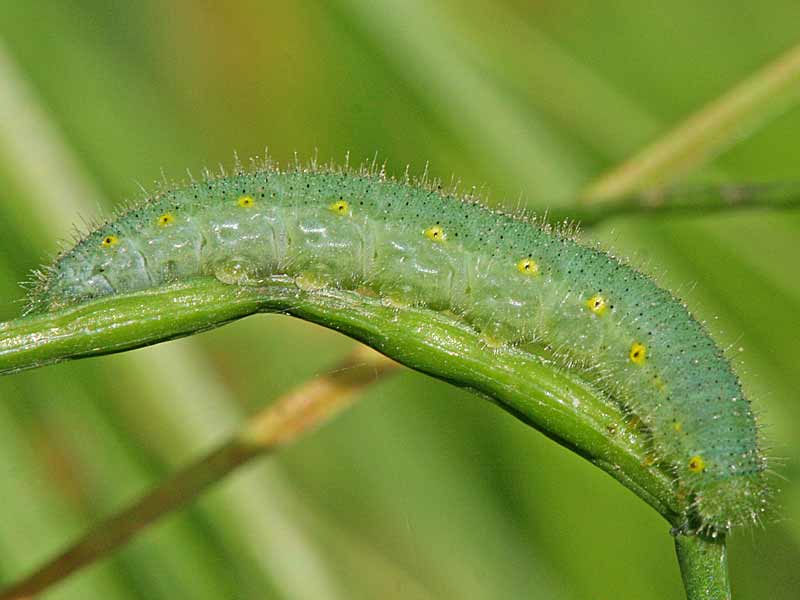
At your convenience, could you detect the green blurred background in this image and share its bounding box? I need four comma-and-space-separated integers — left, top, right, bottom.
1, 2, 799, 598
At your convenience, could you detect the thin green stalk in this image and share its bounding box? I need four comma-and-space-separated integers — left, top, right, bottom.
549, 180, 800, 227
0, 276, 681, 528
674, 533, 731, 600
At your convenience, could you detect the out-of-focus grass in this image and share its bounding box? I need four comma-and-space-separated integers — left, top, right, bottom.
0, 2, 799, 599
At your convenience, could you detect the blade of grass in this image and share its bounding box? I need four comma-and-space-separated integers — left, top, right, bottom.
0, 346, 397, 600
0, 389, 138, 600
582, 43, 800, 202
28, 377, 246, 600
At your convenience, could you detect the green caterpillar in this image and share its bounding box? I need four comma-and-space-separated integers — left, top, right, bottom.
30, 163, 766, 532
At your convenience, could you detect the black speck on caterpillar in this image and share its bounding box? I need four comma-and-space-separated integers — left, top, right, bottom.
30, 160, 767, 533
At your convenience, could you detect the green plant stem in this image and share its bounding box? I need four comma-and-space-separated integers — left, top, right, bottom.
582, 43, 800, 202
566, 39, 800, 600
675, 533, 731, 600
0, 276, 681, 526
548, 180, 800, 226
0, 346, 398, 600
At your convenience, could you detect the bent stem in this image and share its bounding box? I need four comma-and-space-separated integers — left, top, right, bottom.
0, 276, 680, 516
2, 278, 734, 599
0, 277, 686, 594
0, 269, 734, 600
0, 345, 398, 600
0, 231, 752, 600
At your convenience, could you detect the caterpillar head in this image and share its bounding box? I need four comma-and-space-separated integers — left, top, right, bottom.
689, 469, 768, 533
31, 231, 149, 312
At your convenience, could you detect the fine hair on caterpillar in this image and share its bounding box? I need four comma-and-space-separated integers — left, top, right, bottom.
29, 157, 768, 534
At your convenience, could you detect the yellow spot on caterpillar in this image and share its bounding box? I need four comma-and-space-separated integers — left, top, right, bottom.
516, 258, 539, 276
424, 225, 446, 242
237, 195, 255, 208
328, 199, 350, 215
101, 234, 119, 248
673, 421, 682, 433
157, 213, 175, 227
480, 333, 506, 349
688, 455, 706, 473
629, 342, 647, 364
586, 294, 607, 315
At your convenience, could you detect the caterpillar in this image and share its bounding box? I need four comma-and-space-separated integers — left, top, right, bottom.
29, 162, 766, 533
